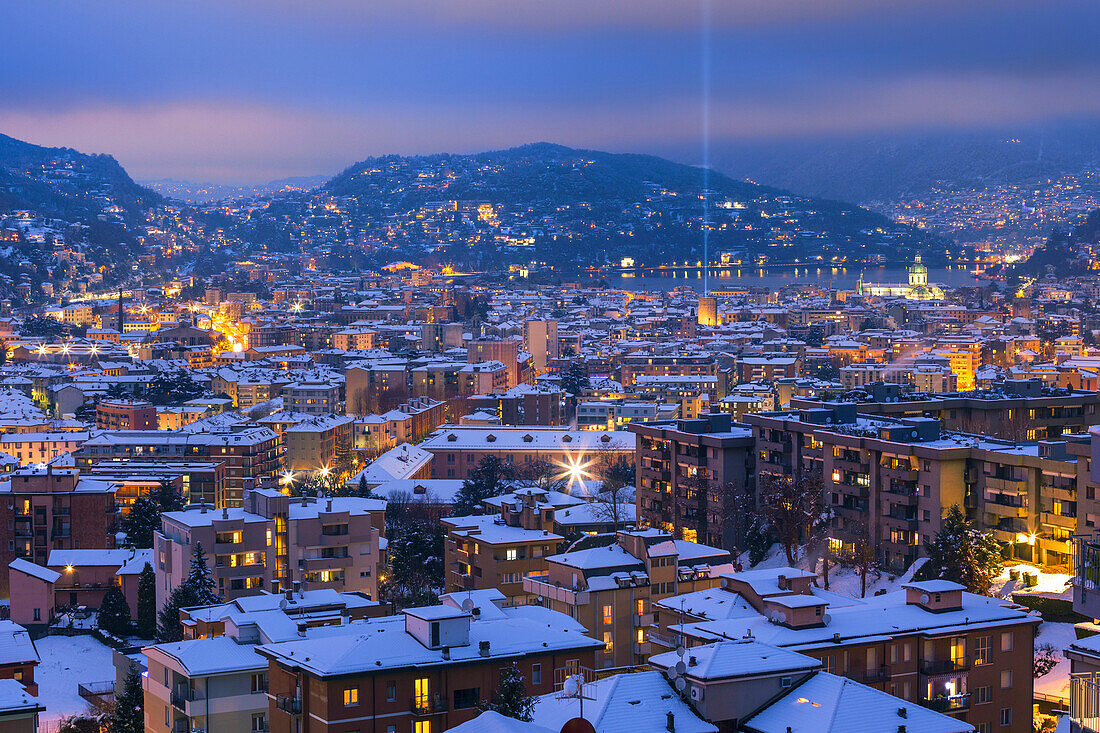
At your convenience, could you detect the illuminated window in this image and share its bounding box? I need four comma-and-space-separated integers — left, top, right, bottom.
602, 605, 612, 625
343, 688, 358, 706
603, 632, 613, 651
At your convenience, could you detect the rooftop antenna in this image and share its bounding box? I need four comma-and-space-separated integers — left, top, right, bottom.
701, 0, 712, 297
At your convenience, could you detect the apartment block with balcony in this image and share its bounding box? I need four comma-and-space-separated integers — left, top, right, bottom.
144, 636, 270, 733
442, 492, 564, 605
654, 568, 1038, 733
0, 464, 118, 596
256, 592, 601, 733
524, 529, 730, 670
746, 404, 1087, 573
155, 489, 385, 611
631, 413, 753, 551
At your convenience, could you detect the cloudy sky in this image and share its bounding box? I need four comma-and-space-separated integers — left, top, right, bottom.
2, 0, 1098, 183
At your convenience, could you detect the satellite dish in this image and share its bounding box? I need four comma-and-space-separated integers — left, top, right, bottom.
668, 666, 680, 679
461, 598, 476, 612
561, 718, 596, 733
676, 646, 687, 658
674, 660, 687, 676
674, 677, 687, 692
777, 611, 787, 623
822, 613, 832, 625
920, 594, 931, 605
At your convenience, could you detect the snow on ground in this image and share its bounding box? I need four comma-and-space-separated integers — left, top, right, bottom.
991, 564, 1073, 601
35, 635, 115, 723
1035, 621, 1077, 701
822, 558, 928, 599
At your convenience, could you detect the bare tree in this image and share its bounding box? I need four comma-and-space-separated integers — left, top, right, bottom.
590, 447, 636, 531
758, 470, 830, 566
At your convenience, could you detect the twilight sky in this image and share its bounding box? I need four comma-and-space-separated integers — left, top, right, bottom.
3, 0, 1099, 183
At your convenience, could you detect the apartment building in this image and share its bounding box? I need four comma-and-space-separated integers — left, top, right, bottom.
796, 379, 1100, 441
256, 592, 601, 733
77, 426, 281, 507
96, 399, 157, 430
467, 337, 521, 389
618, 353, 718, 387
280, 380, 341, 416
524, 529, 731, 669
576, 399, 662, 431
653, 568, 1038, 733
283, 415, 354, 472
0, 622, 39, 696
523, 319, 558, 373
746, 403, 1085, 572
420, 426, 634, 480
0, 465, 118, 595
143, 589, 384, 733
631, 413, 753, 551
442, 492, 565, 604
155, 489, 385, 609
0, 431, 89, 467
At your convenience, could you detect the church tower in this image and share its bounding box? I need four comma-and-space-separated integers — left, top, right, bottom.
908, 254, 928, 287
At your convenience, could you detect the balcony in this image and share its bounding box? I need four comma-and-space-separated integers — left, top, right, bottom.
1041, 512, 1076, 530
919, 657, 969, 675
302, 556, 352, 571
275, 695, 302, 715
411, 695, 447, 716
524, 575, 588, 606
633, 612, 654, 627
920, 694, 970, 713
633, 641, 651, 655
318, 532, 350, 547
647, 629, 679, 648
849, 665, 890, 684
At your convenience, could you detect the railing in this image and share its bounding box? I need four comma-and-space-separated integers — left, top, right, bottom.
275, 694, 302, 714
171, 688, 202, 708
647, 629, 679, 648
920, 693, 970, 713
410, 694, 447, 716
919, 657, 969, 675
1071, 672, 1100, 733
849, 665, 890, 684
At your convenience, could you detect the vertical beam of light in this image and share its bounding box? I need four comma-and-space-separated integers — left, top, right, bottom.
701, 0, 712, 296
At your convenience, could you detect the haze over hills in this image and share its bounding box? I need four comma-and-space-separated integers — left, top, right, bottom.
141, 175, 331, 204
716, 122, 1100, 204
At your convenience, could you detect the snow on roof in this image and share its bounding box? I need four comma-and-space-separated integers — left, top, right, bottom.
257, 608, 601, 676
150, 635, 267, 676
448, 711, 554, 733
0, 621, 38, 666
548, 543, 641, 571
8, 558, 61, 583
443, 514, 564, 545
0, 678, 40, 713
47, 549, 145, 569
650, 639, 819, 680
743, 672, 973, 733
902, 580, 965, 593
532, 670, 717, 733
352, 443, 433, 484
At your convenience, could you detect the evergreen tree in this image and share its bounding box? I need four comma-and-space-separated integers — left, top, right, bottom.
96, 584, 132, 636
157, 582, 201, 643
560, 361, 590, 397
453, 455, 511, 516
355, 474, 381, 500
57, 715, 102, 733
186, 542, 221, 605
105, 666, 144, 733
136, 562, 157, 639
922, 505, 1002, 595
480, 663, 536, 721
120, 480, 184, 549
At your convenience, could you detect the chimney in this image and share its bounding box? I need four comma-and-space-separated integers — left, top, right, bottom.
441, 647, 450, 660
222, 508, 228, 519
285, 588, 293, 601
326, 499, 332, 512
478, 640, 490, 657
898, 707, 907, 719
688, 655, 697, 667
666, 711, 675, 733
200, 504, 208, 514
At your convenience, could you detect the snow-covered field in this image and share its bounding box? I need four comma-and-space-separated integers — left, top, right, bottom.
35, 635, 115, 724
992, 564, 1073, 601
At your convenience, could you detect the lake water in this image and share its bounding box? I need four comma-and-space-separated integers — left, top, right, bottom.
586, 266, 982, 292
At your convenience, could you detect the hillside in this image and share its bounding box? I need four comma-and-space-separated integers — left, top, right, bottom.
317, 142, 947, 269
0, 133, 164, 303
1020, 208, 1100, 277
